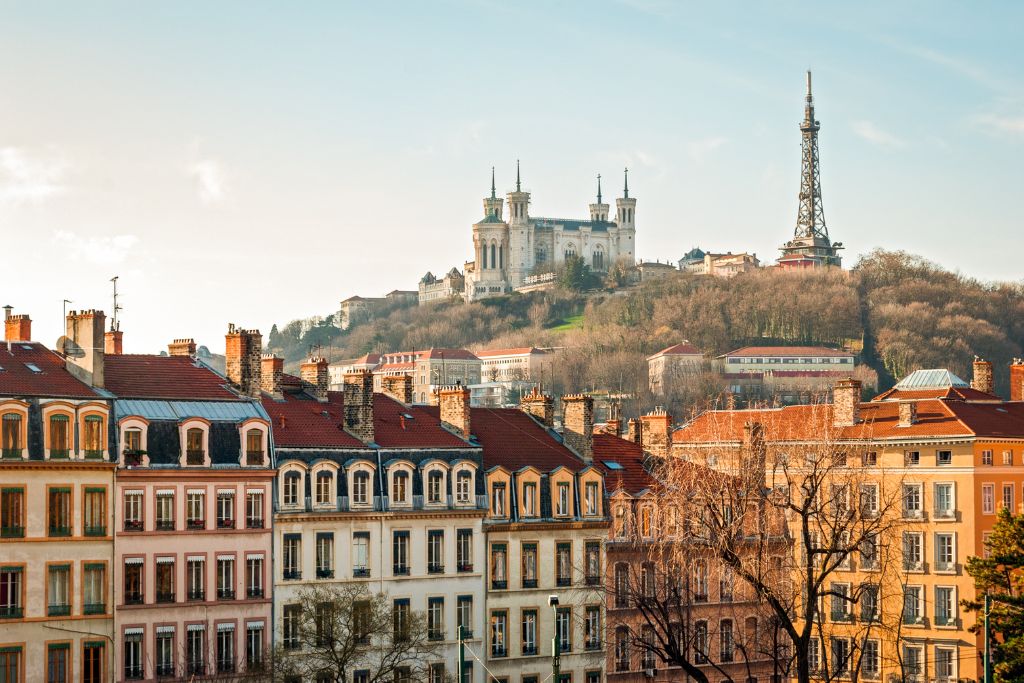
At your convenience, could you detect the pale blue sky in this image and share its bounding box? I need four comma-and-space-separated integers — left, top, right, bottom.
2, 1, 1022, 352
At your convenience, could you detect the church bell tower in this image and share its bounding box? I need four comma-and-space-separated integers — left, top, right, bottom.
506, 160, 531, 288
615, 168, 637, 263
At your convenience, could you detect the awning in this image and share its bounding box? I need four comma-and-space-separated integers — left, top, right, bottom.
186, 555, 205, 562
187, 624, 205, 632
124, 557, 144, 566
156, 625, 175, 634
217, 623, 235, 632
216, 555, 234, 562
156, 489, 175, 495
246, 488, 264, 495
156, 556, 175, 564
246, 621, 264, 630
186, 488, 205, 495
245, 554, 263, 561
124, 627, 144, 637
125, 490, 144, 496
217, 489, 235, 495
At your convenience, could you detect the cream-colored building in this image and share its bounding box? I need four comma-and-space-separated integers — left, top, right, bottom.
477, 347, 556, 384
646, 342, 704, 396
373, 348, 482, 405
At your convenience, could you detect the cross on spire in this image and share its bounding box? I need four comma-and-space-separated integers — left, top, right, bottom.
515, 159, 521, 192
623, 167, 629, 199
597, 174, 602, 204
490, 166, 496, 199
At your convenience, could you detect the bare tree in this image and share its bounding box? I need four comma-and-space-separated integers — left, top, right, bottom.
268, 583, 449, 683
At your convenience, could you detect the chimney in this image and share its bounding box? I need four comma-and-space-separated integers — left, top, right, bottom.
1010, 359, 1024, 402
64, 309, 106, 388
438, 385, 472, 440
261, 354, 284, 398
4, 310, 31, 342
225, 324, 262, 398
300, 356, 330, 402
626, 418, 642, 445
898, 400, 917, 427
561, 394, 594, 462
342, 371, 375, 443
972, 357, 994, 395
725, 392, 736, 411
167, 338, 196, 357
742, 420, 766, 472
104, 330, 123, 355
640, 406, 672, 458
833, 379, 862, 427
520, 387, 554, 428
605, 401, 621, 435
381, 374, 414, 405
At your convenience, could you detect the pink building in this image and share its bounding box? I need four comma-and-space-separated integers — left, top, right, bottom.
107, 337, 275, 680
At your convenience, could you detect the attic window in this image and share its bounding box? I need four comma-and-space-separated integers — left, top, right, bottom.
24, 363, 41, 373
602, 461, 624, 470
20, 345, 31, 351
402, 413, 415, 420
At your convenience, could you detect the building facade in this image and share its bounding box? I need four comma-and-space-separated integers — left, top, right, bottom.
718, 345, 857, 405
419, 268, 466, 305
647, 342, 704, 396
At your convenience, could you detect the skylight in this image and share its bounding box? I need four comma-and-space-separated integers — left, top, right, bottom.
602, 461, 624, 470
24, 363, 41, 373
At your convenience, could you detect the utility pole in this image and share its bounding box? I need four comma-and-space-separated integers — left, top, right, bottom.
984, 594, 993, 683
110, 276, 122, 331
458, 625, 466, 683
549, 596, 560, 683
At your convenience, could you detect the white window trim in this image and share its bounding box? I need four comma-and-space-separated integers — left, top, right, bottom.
388, 462, 415, 508
348, 463, 375, 509
933, 481, 957, 520
179, 419, 211, 467
119, 417, 150, 466
452, 463, 476, 507
422, 463, 449, 507
239, 419, 270, 466
279, 464, 307, 509
310, 462, 338, 509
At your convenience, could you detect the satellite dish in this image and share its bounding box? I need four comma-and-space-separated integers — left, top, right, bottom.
56, 336, 84, 358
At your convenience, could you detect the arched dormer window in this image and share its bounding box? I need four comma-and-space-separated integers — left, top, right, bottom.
241, 420, 270, 466
179, 419, 211, 467
119, 417, 149, 467
282, 470, 302, 507
350, 467, 373, 508
48, 414, 71, 459
82, 415, 104, 459
391, 469, 410, 506
1, 401, 29, 460
425, 467, 446, 506
313, 467, 335, 508
455, 469, 473, 506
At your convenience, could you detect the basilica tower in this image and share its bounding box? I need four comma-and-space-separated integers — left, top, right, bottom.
506, 160, 531, 288
469, 167, 510, 299
615, 168, 637, 264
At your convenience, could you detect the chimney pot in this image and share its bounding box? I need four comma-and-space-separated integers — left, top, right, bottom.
898, 400, 917, 427
438, 385, 472, 440
561, 393, 594, 462
519, 386, 554, 428
639, 406, 672, 458
167, 338, 196, 357
4, 311, 32, 342
833, 378, 862, 427
971, 357, 994, 396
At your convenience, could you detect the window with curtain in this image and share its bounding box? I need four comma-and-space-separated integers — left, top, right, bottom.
49, 415, 70, 458
1, 413, 22, 457
83, 416, 103, 458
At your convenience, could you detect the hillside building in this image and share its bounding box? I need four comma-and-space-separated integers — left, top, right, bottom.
337, 291, 417, 330
647, 342, 704, 396
718, 345, 856, 404
419, 268, 466, 305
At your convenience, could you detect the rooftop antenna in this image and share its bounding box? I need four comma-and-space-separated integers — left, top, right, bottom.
110, 276, 122, 331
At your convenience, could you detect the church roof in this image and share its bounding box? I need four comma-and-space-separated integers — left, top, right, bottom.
532, 217, 617, 232
476, 214, 505, 225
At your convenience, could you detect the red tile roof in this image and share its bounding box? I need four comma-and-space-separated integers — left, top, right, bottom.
418, 348, 480, 361
648, 342, 702, 359
592, 433, 654, 494
722, 346, 852, 358
372, 395, 469, 448
476, 347, 547, 357
0, 342, 100, 398
104, 355, 240, 400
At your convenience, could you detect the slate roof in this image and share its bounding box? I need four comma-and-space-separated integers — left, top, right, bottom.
476, 347, 547, 357
0, 342, 100, 399
104, 355, 239, 400
532, 217, 615, 232
873, 368, 999, 402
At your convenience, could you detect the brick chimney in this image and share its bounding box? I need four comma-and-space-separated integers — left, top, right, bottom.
4, 309, 31, 342
225, 325, 262, 398
64, 310, 106, 388
381, 374, 413, 405
743, 420, 766, 471
626, 418, 642, 445
261, 354, 284, 398
1010, 359, 1024, 402
640, 406, 672, 458
438, 385, 472, 440
972, 357, 994, 395
300, 356, 330, 402
898, 400, 917, 427
104, 329, 123, 355
561, 394, 594, 462
167, 338, 196, 357
343, 371, 375, 443
832, 378, 862, 427
520, 387, 554, 428
605, 402, 621, 435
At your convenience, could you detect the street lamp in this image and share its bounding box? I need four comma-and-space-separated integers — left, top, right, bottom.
549, 595, 560, 683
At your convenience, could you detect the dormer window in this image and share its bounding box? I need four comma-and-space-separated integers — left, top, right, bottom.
83, 415, 104, 459
315, 471, 334, 507
124, 428, 142, 454
556, 482, 571, 517
49, 414, 70, 459
492, 483, 506, 517
352, 471, 370, 507
1, 412, 24, 459
427, 471, 444, 505
282, 472, 301, 507
392, 471, 409, 505
585, 481, 600, 516
522, 482, 537, 518
120, 417, 149, 467
186, 428, 204, 465
245, 430, 264, 466
456, 470, 473, 505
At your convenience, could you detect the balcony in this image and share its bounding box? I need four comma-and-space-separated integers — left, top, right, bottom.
457, 563, 473, 573
586, 639, 602, 651
428, 564, 445, 575
317, 568, 335, 580
50, 449, 70, 459
522, 645, 537, 656
187, 590, 205, 602
186, 450, 205, 466
217, 588, 235, 600
84, 524, 107, 537
155, 520, 175, 531
522, 579, 537, 589
125, 665, 143, 680
0, 525, 24, 538
83, 602, 105, 615
48, 604, 70, 617
491, 645, 507, 658
217, 518, 235, 530
428, 629, 445, 642
155, 663, 175, 678
187, 663, 205, 676
246, 517, 264, 529
2, 448, 22, 459
217, 660, 236, 674
393, 566, 410, 577
156, 591, 175, 603
187, 519, 205, 531
124, 519, 144, 532
245, 451, 265, 467
353, 566, 370, 578
84, 449, 104, 460
247, 587, 264, 599
556, 576, 571, 587
491, 580, 507, 590
125, 592, 144, 605
123, 451, 145, 467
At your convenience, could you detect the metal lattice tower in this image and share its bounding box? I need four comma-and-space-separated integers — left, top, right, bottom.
794, 70, 829, 241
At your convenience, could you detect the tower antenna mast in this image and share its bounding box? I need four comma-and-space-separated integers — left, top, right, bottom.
110, 276, 122, 331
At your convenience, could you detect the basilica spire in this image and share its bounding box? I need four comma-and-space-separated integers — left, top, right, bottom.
490, 166, 496, 199
623, 167, 629, 199
516, 159, 521, 192
597, 174, 603, 204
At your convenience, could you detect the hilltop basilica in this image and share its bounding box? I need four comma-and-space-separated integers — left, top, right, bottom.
465, 163, 636, 301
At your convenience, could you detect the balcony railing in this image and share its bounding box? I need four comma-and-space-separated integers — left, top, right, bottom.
84, 524, 106, 536
245, 452, 264, 466
246, 517, 264, 529
282, 493, 490, 514
155, 520, 175, 531
556, 576, 571, 587
934, 614, 955, 627
217, 518, 235, 529
49, 525, 71, 537
217, 588, 235, 600
283, 570, 301, 581
317, 568, 335, 579
83, 602, 105, 615
156, 591, 175, 603
457, 563, 473, 573
217, 660, 236, 674
934, 508, 956, 520
428, 629, 444, 641
522, 579, 537, 589
48, 604, 70, 617
187, 663, 205, 676
187, 519, 205, 530
155, 663, 175, 678
125, 592, 144, 605
353, 566, 370, 578
428, 564, 445, 575
0, 525, 24, 538
522, 645, 537, 656
50, 449, 70, 459
123, 451, 145, 467
188, 590, 205, 602
125, 665, 143, 680
84, 449, 104, 460
491, 580, 507, 590
585, 575, 601, 586
0, 606, 22, 619
2, 448, 22, 459
186, 450, 205, 465
247, 587, 264, 599
491, 645, 507, 658
124, 519, 144, 532
393, 566, 410, 577
585, 639, 602, 651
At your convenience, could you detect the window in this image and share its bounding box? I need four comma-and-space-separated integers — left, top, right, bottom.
521, 609, 537, 655
905, 450, 920, 466
427, 470, 444, 504
47, 642, 70, 683
217, 491, 235, 529
155, 629, 175, 677
830, 638, 851, 678
585, 542, 600, 585
522, 481, 537, 517
902, 484, 922, 518
831, 583, 851, 621
903, 645, 923, 680
1003, 450, 1013, 466
640, 506, 653, 537
427, 597, 444, 640
392, 470, 409, 505
937, 449, 952, 465
584, 481, 599, 516
217, 557, 235, 599
585, 606, 601, 650
490, 543, 507, 589
862, 450, 877, 466
316, 533, 334, 579
1, 487, 25, 538
859, 484, 879, 518
492, 482, 506, 517
615, 563, 629, 608
935, 532, 955, 571
556, 542, 572, 586
123, 630, 143, 679
155, 489, 174, 530
393, 599, 411, 642
83, 563, 105, 614
934, 483, 954, 519
693, 621, 708, 663
49, 414, 70, 458
861, 583, 879, 622
245, 429, 264, 466
983, 484, 995, 514
720, 567, 735, 601
429, 663, 446, 683
520, 542, 537, 588
246, 555, 264, 598
935, 586, 956, 626
982, 449, 993, 465
186, 490, 205, 530
246, 490, 264, 528
123, 427, 143, 459
860, 534, 880, 570
83, 642, 103, 683
862, 639, 880, 679
216, 625, 235, 673
616, 627, 631, 671
353, 532, 370, 577
352, 471, 370, 506
490, 610, 507, 657
693, 560, 708, 601
586, 672, 601, 683
556, 607, 572, 652
903, 532, 923, 570
283, 472, 301, 507
283, 605, 301, 649
246, 623, 264, 668
427, 530, 444, 573
457, 529, 473, 572
187, 557, 205, 600
457, 595, 473, 639
1, 413, 23, 457
283, 534, 301, 580
46, 564, 70, 616
1003, 483, 1014, 510
392, 531, 409, 575
456, 471, 472, 504
641, 563, 655, 598
187, 626, 205, 675
556, 482, 570, 516
185, 427, 205, 465
935, 646, 956, 680
48, 487, 71, 536
156, 558, 175, 602
124, 559, 143, 604
903, 585, 922, 624
83, 415, 104, 458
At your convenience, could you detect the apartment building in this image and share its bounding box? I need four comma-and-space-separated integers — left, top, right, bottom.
718, 345, 857, 405
646, 342, 704, 396
671, 360, 1024, 683
106, 330, 276, 680
372, 349, 482, 405
0, 312, 116, 683
264, 362, 488, 683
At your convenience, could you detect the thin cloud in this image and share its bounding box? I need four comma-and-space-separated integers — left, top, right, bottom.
0, 147, 69, 205
51, 230, 140, 266
876, 35, 1009, 93
686, 136, 728, 163
851, 120, 906, 149
189, 159, 227, 204
974, 113, 1024, 137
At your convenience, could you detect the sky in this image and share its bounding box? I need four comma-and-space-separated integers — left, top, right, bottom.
2, 1, 1023, 353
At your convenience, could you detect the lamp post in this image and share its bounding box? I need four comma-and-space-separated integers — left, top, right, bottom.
549, 595, 560, 683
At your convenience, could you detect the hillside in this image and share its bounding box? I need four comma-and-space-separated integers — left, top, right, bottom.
266, 250, 1024, 416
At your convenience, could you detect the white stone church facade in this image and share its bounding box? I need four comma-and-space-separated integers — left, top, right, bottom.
465, 165, 636, 301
